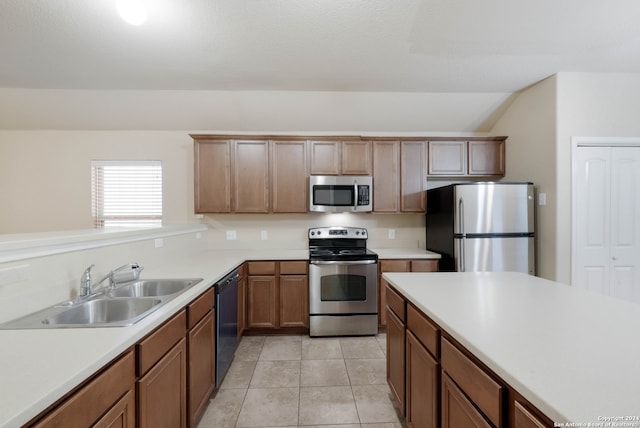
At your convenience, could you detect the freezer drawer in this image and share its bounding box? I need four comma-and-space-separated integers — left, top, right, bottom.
455, 236, 535, 274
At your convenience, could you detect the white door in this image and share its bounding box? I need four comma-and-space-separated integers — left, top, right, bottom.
574, 146, 640, 303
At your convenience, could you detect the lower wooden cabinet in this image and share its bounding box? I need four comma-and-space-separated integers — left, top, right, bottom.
31, 351, 136, 428
513, 401, 548, 428
406, 330, 439, 428
187, 311, 215, 426
137, 338, 187, 428
442, 373, 492, 428
386, 306, 406, 414
246, 261, 308, 331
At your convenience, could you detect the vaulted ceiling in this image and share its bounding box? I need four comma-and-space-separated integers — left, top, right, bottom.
2, 0, 640, 93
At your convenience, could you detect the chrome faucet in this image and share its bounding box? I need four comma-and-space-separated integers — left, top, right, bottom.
79, 263, 143, 299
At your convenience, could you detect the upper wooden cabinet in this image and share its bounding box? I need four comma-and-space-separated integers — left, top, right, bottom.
234, 140, 270, 213
271, 140, 308, 213
310, 140, 372, 175
428, 138, 506, 177
401, 141, 427, 212
373, 141, 400, 212
194, 138, 232, 213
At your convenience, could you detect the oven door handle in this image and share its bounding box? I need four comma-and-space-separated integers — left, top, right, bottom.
310, 259, 377, 265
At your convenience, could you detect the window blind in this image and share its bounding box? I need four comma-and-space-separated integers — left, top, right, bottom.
91, 160, 162, 228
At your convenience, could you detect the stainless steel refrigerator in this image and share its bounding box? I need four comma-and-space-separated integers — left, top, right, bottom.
426, 182, 535, 274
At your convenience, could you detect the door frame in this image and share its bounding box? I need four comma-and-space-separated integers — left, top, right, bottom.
571, 136, 640, 286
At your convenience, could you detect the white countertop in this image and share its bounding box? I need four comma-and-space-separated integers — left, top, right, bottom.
0, 249, 307, 428
372, 248, 440, 260
382, 271, 640, 425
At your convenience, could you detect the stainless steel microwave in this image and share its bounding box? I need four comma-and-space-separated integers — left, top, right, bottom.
309, 175, 373, 212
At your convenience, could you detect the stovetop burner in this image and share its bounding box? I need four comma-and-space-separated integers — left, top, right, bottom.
308, 227, 378, 262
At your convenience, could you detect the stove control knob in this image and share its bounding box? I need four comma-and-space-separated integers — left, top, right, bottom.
355, 230, 360, 235
310, 231, 315, 236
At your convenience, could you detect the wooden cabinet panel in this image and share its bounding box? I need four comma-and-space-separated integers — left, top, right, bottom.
401, 141, 427, 212
234, 140, 269, 213
138, 338, 187, 428
279, 261, 308, 275
441, 338, 503, 427
279, 275, 308, 328
428, 141, 467, 175
310, 140, 341, 175
342, 140, 372, 175
386, 285, 406, 322
442, 373, 492, 428
238, 272, 247, 338
248, 261, 276, 275
513, 401, 548, 428
406, 331, 439, 428
373, 141, 400, 212
194, 139, 232, 213
188, 311, 215, 427
407, 305, 439, 358
187, 288, 214, 329
386, 306, 406, 415
271, 140, 308, 213
247, 276, 278, 328
32, 351, 136, 428
411, 259, 439, 272
94, 388, 136, 428
379, 260, 410, 325
468, 140, 505, 176
137, 310, 187, 376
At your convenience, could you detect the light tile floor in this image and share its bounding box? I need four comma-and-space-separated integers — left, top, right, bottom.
197, 333, 406, 428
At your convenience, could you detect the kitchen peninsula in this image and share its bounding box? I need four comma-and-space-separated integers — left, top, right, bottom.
382, 271, 640, 426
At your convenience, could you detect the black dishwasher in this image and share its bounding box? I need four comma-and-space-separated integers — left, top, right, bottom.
215, 268, 239, 388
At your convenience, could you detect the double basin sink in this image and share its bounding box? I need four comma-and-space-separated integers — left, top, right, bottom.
0, 278, 203, 329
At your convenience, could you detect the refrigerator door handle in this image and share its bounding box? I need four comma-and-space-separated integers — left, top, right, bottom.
457, 196, 465, 272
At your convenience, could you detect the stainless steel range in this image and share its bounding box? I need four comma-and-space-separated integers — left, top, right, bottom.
308, 226, 378, 337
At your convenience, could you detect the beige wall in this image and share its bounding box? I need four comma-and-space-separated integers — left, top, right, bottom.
490, 76, 557, 280
0, 131, 196, 233
555, 72, 640, 284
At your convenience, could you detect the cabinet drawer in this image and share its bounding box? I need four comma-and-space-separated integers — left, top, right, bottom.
410, 260, 439, 272
248, 261, 276, 275
279, 261, 308, 275
407, 305, 439, 357
441, 338, 503, 427
188, 288, 214, 329
32, 351, 135, 428
380, 259, 410, 272
385, 285, 406, 322
137, 310, 187, 375
514, 401, 548, 428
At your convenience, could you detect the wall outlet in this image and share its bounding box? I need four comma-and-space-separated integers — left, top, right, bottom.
195, 232, 202, 240
195, 214, 204, 219
226, 230, 237, 240
154, 238, 164, 248
388, 229, 396, 239
539, 193, 547, 206
261, 230, 268, 240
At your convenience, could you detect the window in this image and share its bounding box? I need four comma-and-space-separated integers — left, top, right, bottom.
91, 160, 162, 228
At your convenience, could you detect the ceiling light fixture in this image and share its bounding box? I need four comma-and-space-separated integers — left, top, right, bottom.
117, 0, 148, 26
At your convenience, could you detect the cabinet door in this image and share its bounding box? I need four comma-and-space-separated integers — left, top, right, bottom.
406, 331, 439, 428
188, 311, 215, 427
271, 140, 308, 213
428, 141, 467, 175
279, 275, 309, 328
386, 307, 406, 415
373, 141, 400, 212
138, 338, 187, 428
310, 140, 341, 175
194, 139, 232, 213
342, 140, 372, 175
247, 276, 278, 328
401, 141, 427, 212
234, 140, 269, 213
442, 373, 492, 428
468, 140, 505, 176
513, 401, 548, 428
379, 260, 410, 326
94, 388, 136, 428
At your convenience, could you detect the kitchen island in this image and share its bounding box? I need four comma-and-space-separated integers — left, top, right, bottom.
382, 271, 640, 426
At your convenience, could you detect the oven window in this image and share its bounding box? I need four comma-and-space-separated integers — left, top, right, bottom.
320, 274, 367, 301
313, 185, 354, 206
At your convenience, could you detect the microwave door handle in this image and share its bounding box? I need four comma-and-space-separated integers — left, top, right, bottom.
353, 183, 358, 208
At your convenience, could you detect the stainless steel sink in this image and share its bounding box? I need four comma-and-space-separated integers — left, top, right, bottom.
0, 277, 204, 329
109, 279, 202, 297
42, 298, 162, 326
